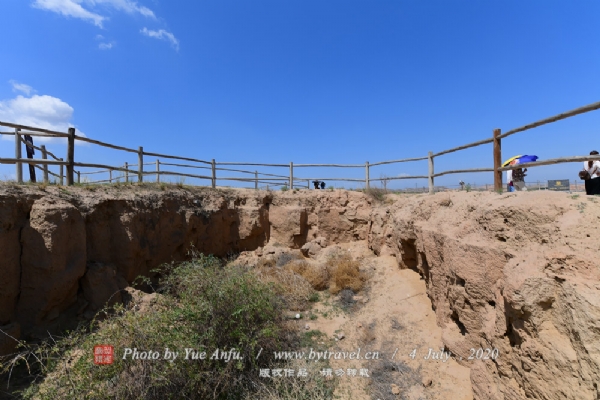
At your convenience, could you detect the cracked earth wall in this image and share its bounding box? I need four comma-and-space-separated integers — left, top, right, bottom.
1, 185, 598, 399
369, 191, 600, 400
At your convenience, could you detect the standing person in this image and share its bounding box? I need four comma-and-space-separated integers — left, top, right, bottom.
24, 134, 36, 182
584, 150, 600, 195
506, 168, 514, 192
511, 159, 528, 191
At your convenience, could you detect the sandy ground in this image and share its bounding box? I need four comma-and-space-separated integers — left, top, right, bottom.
304, 242, 473, 400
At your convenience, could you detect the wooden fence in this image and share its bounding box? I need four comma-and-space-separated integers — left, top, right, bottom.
1, 100, 600, 192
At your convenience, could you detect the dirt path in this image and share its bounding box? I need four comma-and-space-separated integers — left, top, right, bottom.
308, 243, 473, 399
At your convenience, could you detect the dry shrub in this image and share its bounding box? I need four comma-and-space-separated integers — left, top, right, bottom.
325, 253, 366, 295
254, 262, 314, 311
288, 260, 330, 291
365, 187, 386, 202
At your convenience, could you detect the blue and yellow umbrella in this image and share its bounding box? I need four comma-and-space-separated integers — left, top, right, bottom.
502, 155, 538, 167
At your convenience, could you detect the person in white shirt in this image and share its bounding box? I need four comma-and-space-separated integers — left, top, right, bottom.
506, 159, 527, 191
584, 150, 600, 195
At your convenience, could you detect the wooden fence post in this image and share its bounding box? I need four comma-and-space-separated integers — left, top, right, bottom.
156, 160, 160, 183
211, 159, 216, 188
77, 171, 80, 184
15, 128, 22, 183
255, 171, 258, 190
493, 128, 502, 191
365, 161, 370, 189
289, 162, 294, 189
125, 162, 129, 182
109, 169, 113, 183
66, 127, 75, 185
59, 158, 64, 185
428, 151, 434, 194
41, 145, 49, 183
138, 146, 143, 183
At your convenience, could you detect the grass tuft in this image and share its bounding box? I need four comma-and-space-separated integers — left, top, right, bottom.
7, 254, 310, 400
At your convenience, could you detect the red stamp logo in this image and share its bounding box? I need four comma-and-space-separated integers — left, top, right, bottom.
94, 345, 114, 365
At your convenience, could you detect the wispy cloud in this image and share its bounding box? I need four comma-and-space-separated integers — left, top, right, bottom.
32, 0, 156, 28
140, 27, 179, 51
10, 80, 36, 96
0, 82, 86, 141
33, 0, 105, 27
99, 42, 114, 50
94, 0, 155, 19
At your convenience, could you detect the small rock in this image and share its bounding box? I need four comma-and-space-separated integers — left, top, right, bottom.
357, 322, 363, 328
391, 384, 401, 395
337, 332, 345, 340
301, 242, 322, 257
422, 376, 433, 387
295, 313, 301, 319
305, 324, 310, 330
315, 236, 328, 248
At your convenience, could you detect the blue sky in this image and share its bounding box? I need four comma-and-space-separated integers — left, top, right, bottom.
1, 0, 599, 189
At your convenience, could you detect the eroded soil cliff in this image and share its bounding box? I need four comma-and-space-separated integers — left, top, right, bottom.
370, 191, 600, 400
1, 184, 598, 399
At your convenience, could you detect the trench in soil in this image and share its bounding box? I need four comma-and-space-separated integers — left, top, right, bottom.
299, 241, 473, 400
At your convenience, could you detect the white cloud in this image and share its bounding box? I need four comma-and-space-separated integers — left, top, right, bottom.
91, 0, 155, 18
10, 80, 36, 95
99, 42, 114, 49
32, 0, 155, 27
33, 0, 106, 27
140, 27, 179, 51
0, 86, 85, 142
95, 34, 104, 40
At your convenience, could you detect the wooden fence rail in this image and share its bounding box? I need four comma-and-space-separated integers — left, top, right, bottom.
497, 101, 600, 140
369, 156, 429, 167
2, 99, 600, 191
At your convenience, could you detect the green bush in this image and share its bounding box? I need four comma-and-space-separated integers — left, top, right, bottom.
16, 255, 293, 400
281, 186, 289, 192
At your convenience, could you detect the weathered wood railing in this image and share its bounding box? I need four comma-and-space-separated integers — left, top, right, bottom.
2, 99, 600, 192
